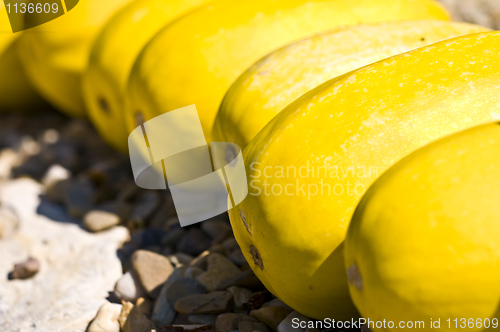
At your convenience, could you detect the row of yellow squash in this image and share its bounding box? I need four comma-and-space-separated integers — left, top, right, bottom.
2, 0, 500, 328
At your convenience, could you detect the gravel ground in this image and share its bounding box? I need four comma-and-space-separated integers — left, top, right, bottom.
0, 1, 497, 331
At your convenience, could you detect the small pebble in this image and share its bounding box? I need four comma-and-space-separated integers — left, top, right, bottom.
169, 252, 195, 267
65, 177, 95, 219
42, 164, 71, 189
176, 228, 211, 256
184, 266, 204, 279
201, 220, 231, 240
250, 307, 293, 332
128, 191, 160, 227
166, 278, 206, 305
196, 253, 241, 292
131, 250, 175, 299
216, 313, 258, 332
215, 313, 240, 332
221, 237, 239, 253
188, 314, 218, 326
0, 149, 19, 179
162, 228, 186, 247
84, 210, 121, 232
9, 257, 40, 280
239, 321, 271, 332
114, 271, 147, 303
227, 248, 247, 266
216, 268, 265, 291
87, 302, 122, 332
227, 286, 252, 309
277, 311, 313, 332
261, 299, 292, 311
118, 301, 155, 332
174, 291, 234, 315
136, 296, 153, 316
151, 266, 187, 327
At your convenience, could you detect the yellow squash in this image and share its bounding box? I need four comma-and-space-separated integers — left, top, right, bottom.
230, 31, 500, 320
345, 122, 500, 330
125, 0, 449, 140
213, 20, 489, 149
83, 0, 215, 152
18, 0, 134, 117
0, 4, 45, 112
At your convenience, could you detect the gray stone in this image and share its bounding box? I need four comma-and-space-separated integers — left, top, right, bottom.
239, 321, 271, 332
84, 210, 121, 232
151, 265, 187, 326
215, 313, 240, 332
196, 253, 241, 292
216, 268, 265, 291
169, 252, 195, 267
190, 250, 210, 270
277, 311, 313, 332
261, 299, 292, 311
250, 307, 293, 332
227, 286, 252, 309
221, 237, 239, 253
136, 296, 153, 316
201, 220, 231, 240
129, 191, 160, 227
44, 178, 72, 204
131, 249, 175, 299
174, 291, 234, 314
64, 177, 95, 219
114, 271, 147, 303
162, 228, 186, 247
148, 199, 177, 230
188, 314, 218, 325
166, 278, 206, 305
176, 228, 211, 256
0, 179, 129, 332
184, 266, 204, 279
87, 302, 122, 332
118, 301, 155, 332
9, 256, 40, 280
216, 313, 258, 332
227, 248, 248, 267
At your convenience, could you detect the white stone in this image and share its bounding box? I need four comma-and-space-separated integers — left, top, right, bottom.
0, 179, 129, 332
42, 164, 71, 188
114, 271, 146, 303
87, 302, 122, 332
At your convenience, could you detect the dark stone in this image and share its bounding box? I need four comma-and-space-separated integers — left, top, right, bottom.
176, 228, 211, 256
166, 278, 206, 306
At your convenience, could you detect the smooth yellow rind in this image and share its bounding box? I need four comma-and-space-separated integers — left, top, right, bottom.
83, 0, 214, 152
18, 0, 134, 117
0, 5, 45, 112
345, 122, 500, 329
213, 20, 490, 149
126, 0, 449, 141
230, 31, 500, 320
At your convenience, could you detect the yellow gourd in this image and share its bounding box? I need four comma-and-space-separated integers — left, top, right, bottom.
83, 0, 215, 152
213, 20, 489, 149
125, 0, 449, 140
345, 122, 500, 330
230, 31, 500, 320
